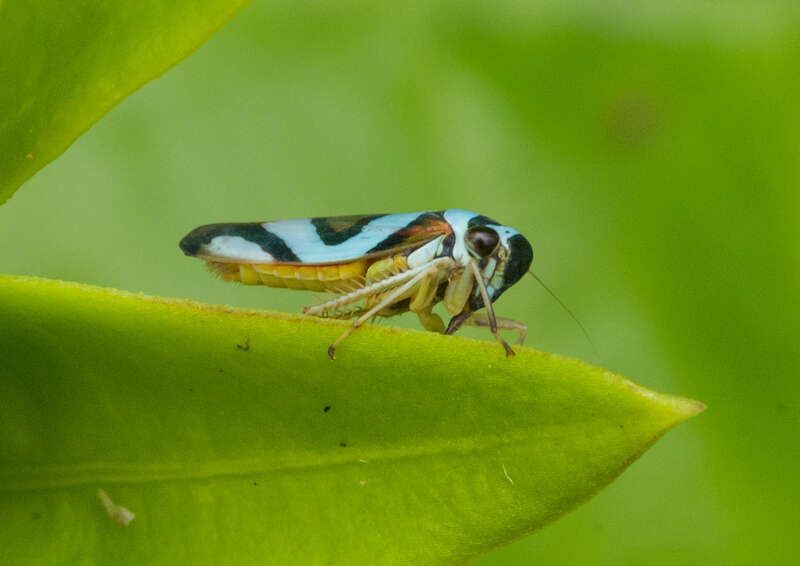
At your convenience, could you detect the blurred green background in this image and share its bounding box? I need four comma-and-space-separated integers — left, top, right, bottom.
2, 1, 797, 564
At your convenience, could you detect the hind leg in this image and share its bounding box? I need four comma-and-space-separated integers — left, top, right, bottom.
327, 259, 453, 359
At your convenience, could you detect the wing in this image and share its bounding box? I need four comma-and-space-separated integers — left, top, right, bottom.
179, 211, 453, 265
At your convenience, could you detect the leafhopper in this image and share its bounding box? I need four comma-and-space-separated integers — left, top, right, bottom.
180, 210, 533, 358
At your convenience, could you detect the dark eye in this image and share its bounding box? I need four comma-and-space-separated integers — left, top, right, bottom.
466, 226, 499, 257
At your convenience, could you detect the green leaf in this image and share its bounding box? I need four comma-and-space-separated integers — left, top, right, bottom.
0, 275, 703, 565
0, 0, 249, 206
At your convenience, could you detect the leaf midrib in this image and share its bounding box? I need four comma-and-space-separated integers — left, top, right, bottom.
0, 420, 640, 492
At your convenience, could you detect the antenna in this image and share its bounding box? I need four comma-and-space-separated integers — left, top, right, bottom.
528, 270, 600, 358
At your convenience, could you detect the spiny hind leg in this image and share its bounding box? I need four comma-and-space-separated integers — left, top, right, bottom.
304, 265, 422, 318
327, 259, 453, 359
463, 313, 528, 345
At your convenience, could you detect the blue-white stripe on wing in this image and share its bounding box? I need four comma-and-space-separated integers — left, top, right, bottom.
203, 236, 275, 262
263, 212, 434, 264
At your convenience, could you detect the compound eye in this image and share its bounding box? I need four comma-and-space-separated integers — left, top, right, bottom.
466, 226, 499, 257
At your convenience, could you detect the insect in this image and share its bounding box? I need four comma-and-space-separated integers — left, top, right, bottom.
179, 210, 533, 359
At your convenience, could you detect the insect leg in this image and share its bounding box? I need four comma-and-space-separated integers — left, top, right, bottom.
469, 259, 515, 357
305, 262, 431, 318
461, 313, 528, 345
416, 307, 446, 333
443, 267, 474, 315
409, 266, 445, 313
444, 309, 471, 335
408, 264, 450, 332
327, 258, 454, 359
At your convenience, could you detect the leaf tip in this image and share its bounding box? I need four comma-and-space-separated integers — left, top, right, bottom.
681, 397, 707, 419
616, 374, 705, 430
655, 392, 706, 429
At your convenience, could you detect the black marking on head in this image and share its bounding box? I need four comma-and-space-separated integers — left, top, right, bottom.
503, 234, 534, 288
179, 223, 300, 262
311, 215, 386, 246
365, 211, 446, 255
467, 214, 501, 228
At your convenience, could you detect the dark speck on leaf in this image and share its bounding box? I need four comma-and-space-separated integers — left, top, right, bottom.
339, 442, 347, 447
324, 406, 331, 413
236, 337, 250, 351
253, 481, 258, 486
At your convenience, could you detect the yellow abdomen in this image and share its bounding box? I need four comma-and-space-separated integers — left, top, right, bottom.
207, 259, 367, 292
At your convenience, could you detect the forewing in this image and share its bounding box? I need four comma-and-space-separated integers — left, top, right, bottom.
182, 212, 452, 265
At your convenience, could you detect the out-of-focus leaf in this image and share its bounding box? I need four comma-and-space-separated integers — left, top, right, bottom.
0, 0, 249, 205
0, 275, 704, 565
